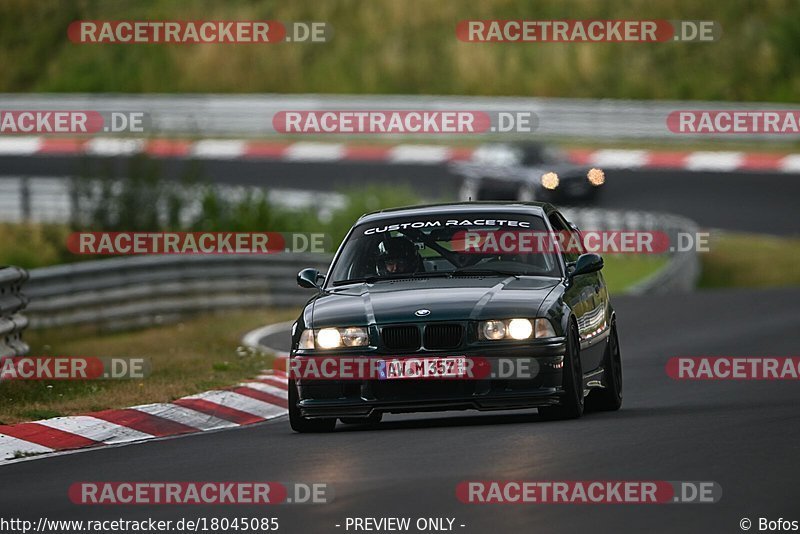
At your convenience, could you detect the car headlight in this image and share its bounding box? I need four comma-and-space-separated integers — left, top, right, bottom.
541, 172, 559, 190
481, 320, 506, 340
299, 327, 370, 349
341, 326, 369, 346
587, 167, 605, 186
507, 318, 533, 340
316, 328, 342, 349
478, 318, 556, 340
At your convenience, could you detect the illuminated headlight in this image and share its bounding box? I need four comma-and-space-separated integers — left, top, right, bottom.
479, 318, 556, 340
299, 327, 370, 349
316, 328, 342, 349
587, 167, 605, 186
507, 318, 533, 340
541, 172, 559, 190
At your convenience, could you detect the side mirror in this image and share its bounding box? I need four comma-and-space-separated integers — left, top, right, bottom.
297, 268, 323, 289
571, 253, 604, 278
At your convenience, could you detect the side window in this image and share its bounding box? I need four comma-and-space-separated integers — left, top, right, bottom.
547, 212, 582, 264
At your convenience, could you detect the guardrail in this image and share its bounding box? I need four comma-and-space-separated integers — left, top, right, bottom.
0, 93, 796, 141
25, 254, 331, 330
22, 208, 699, 330
0, 266, 30, 357
563, 208, 700, 295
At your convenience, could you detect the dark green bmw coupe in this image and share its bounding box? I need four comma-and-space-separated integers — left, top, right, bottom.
289, 202, 622, 432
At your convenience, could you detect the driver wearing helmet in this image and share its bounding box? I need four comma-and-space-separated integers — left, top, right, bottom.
377, 237, 421, 275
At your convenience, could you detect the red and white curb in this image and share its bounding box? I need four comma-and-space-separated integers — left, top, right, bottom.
568, 148, 800, 173
0, 370, 288, 464
1, 136, 799, 172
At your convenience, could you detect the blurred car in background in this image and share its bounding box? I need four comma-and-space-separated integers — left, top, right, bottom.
452, 142, 605, 204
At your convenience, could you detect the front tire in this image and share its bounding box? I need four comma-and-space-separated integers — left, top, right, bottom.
289, 379, 336, 433
586, 320, 622, 412
539, 321, 584, 420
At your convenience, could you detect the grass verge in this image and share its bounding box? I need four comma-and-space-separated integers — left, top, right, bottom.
699, 233, 800, 288
602, 255, 669, 294
0, 255, 662, 424
0, 309, 297, 425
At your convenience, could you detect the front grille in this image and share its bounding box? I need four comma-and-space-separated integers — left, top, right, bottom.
381, 325, 421, 351
424, 324, 464, 350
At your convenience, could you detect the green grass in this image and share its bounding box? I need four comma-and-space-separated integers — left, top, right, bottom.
699, 233, 800, 288
1, 0, 799, 102
0, 255, 662, 424
0, 223, 73, 269
602, 255, 668, 294
0, 309, 297, 424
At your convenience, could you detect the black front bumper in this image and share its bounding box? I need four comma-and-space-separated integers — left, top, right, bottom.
294, 341, 567, 419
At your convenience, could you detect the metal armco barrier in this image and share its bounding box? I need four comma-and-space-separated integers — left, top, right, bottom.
25, 254, 331, 330
0, 93, 797, 141
23, 208, 699, 330
563, 208, 700, 295
0, 266, 30, 357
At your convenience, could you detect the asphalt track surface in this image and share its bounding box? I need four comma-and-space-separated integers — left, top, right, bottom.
1, 154, 797, 533
1, 287, 799, 533
1, 154, 798, 234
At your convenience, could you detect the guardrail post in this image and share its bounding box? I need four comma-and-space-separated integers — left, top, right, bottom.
20, 176, 31, 222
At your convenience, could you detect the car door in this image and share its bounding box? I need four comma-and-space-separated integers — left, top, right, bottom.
548, 210, 607, 372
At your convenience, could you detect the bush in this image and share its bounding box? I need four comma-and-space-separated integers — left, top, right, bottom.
0, 156, 423, 268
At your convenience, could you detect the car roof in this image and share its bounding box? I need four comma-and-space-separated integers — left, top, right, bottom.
356, 201, 555, 224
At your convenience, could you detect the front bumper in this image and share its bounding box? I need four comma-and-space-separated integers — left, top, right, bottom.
293, 340, 567, 419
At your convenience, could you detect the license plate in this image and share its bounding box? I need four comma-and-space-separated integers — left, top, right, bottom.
378, 356, 467, 380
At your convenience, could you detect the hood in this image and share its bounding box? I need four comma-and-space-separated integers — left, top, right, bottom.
310, 277, 560, 327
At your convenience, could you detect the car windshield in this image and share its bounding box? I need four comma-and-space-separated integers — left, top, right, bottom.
329, 213, 561, 285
